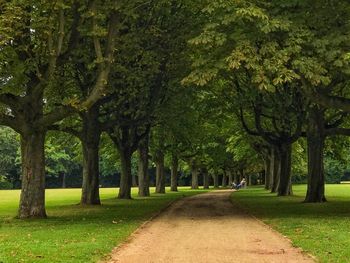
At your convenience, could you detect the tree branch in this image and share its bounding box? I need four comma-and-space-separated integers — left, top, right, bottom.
238, 107, 260, 136
326, 127, 350, 137
0, 93, 19, 109
0, 113, 17, 130
39, 106, 76, 127
48, 124, 82, 139
81, 11, 118, 109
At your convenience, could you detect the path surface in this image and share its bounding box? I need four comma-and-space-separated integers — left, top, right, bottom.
108, 190, 314, 263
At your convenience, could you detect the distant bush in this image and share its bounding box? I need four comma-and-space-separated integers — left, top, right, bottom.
0, 175, 13, 189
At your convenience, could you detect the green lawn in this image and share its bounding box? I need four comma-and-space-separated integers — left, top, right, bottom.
231, 184, 350, 263
0, 187, 208, 263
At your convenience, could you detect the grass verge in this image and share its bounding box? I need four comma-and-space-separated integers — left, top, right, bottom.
0, 187, 208, 263
231, 184, 350, 263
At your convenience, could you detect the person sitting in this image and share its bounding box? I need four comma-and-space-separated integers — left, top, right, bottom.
232, 178, 246, 190
240, 178, 246, 188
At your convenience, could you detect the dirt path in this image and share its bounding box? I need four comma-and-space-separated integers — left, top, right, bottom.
107, 190, 314, 263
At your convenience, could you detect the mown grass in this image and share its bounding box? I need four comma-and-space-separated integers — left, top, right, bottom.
231, 184, 350, 263
0, 187, 208, 263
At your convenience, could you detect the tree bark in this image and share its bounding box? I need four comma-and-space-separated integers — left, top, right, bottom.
18, 131, 47, 218
202, 168, 209, 189
213, 174, 219, 188
110, 125, 147, 199
170, 154, 178, 192
138, 137, 150, 197
304, 106, 326, 202
277, 143, 292, 196
155, 150, 165, 194
264, 154, 272, 190
191, 161, 199, 189
118, 147, 133, 199
270, 148, 280, 193
81, 106, 101, 205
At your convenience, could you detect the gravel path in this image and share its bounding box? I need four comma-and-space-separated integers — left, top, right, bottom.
107, 190, 314, 263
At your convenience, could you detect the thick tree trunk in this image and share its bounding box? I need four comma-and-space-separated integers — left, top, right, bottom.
155, 150, 165, 194
170, 154, 178, 192
202, 168, 209, 189
81, 140, 101, 205
213, 174, 219, 188
18, 131, 47, 219
277, 143, 292, 196
81, 107, 101, 205
304, 107, 326, 203
138, 137, 150, 197
118, 148, 133, 199
191, 162, 199, 189
222, 172, 227, 187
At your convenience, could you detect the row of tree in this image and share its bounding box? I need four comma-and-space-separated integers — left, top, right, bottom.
184, 0, 350, 202
1, 0, 350, 219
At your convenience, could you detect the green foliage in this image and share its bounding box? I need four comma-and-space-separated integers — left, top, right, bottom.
0, 127, 20, 188
45, 132, 81, 179
0, 176, 12, 189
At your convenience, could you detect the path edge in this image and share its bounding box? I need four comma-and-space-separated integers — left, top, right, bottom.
230, 190, 318, 262
100, 191, 208, 263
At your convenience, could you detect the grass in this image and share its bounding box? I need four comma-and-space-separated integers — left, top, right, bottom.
231, 184, 350, 263
0, 187, 208, 263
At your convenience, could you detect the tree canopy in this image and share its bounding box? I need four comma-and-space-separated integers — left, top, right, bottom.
1, 0, 350, 218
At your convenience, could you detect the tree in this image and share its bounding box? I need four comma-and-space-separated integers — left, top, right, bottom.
0, 1, 118, 218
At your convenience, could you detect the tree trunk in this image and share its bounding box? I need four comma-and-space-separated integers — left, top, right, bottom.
118, 148, 133, 199
81, 107, 101, 205
228, 171, 233, 186
18, 131, 47, 219
264, 155, 272, 190
213, 174, 219, 188
247, 175, 251, 186
170, 154, 178, 192
304, 106, 326, 202
222, 172, 227, 187
191, 162, 199, 189
155, 150, 165, 194
138, 137, 150, 197
61, 172, 66, 188
234, 171, 239, 184
202, 168, 209, 189
270, 148, 280, 193
81, 140, 101, 205
277, 143, 292, 196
